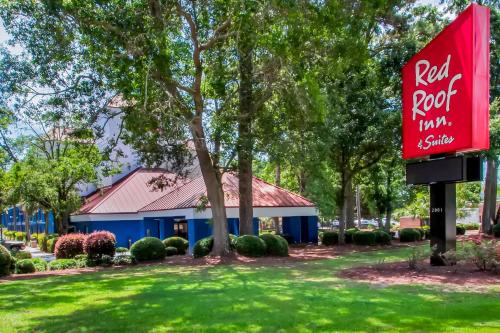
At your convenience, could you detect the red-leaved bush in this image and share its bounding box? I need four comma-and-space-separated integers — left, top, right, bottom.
54, 233, 87, 259
83, 231, 116, 259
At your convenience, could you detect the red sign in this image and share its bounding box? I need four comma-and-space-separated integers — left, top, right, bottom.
402, 4, 490, 160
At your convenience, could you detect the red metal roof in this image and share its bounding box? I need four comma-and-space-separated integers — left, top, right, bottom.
75, 168, 315, 215
140, 172, 315, 212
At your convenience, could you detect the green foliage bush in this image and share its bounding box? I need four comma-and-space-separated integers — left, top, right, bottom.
492, 224, 500, 237
12, 250, 32, 259
374, 230, 391, 245
321, 231, 339, 246
259, 234, 288, 256
100, 255, 113, 267
32, 258, 48, 272
15, 232, 26, 241
464, 223, 480, 230
353, 231, 376, 246
4, 231, 14, 240
235, 235, 267, 257
130, 237, 166, 261
47, 237, 59, 254
162, 237, 189, 255
415, 228, 425, 240
345, 228, 359, 244
15, 259, 36, 274
165, 246, 178, 256
113, 254, 137, 266
49, 259, 78, 270
278, 234, 294, 244
193, 236, 213, 258
0, 245, 13, 276
399, 228, 421, 242
83, 231, 116, 259
456, 224, 466, 236
55, 233, 86, 259
421, 225, 430, 239
229, 234, 238, 250
115, 247, 128, 253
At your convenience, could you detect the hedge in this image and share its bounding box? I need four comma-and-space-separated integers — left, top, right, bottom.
415, 228, 425, 240
321, 231, 339, 246
32, 258, 48, 272
456, 224, 466, 236
345, 228, 359, 244
374, 230, 391, 245
115, 247, 128, 253
0, 244, 13, 277
162, 237, 189, 255
353, 231, 376, 246
130, 237, 166, 261
493, 224, 500, 237
47, 237, 58, 253
259, 234, 288, 256
13, 250, 32, 260
399, 228, 421, 242
165, 246, 178, 256
54, 234, 86, 259
193, 236, 213, 258
15, 259, 36, 274
49, 259, 78, 270
235, 235, 267, 257
84, 231, 116, 259
113, 254, 137, 266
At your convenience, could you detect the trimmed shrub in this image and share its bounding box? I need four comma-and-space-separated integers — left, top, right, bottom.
278, 234, 294, 244
162, 237, 189, 255
12, 250, 32, 260
130, 237, 166, 261
415, 228, 425, 240
456, 224, 466, 236
465, 223, 480, 230
15, 232, 26, 241
235, 235, 267, 257
353, 231, 376, 246
15, 259, 36, 274
193, 236, 213, 258
115, 247, 128, 253
259, 234, 288, 256
0, 244, 13, 277
321, 231, 339, 246
113, 254, 137, 266
399, 228, 421, 242
54, 233, 86, 259
100, 255, 113, 267
345, 228, 359, 244
165, 246, 178, 256
83, 231, 116, 259
46, 237, 58, 254
421, 225, 430, 239
32, 258, 48, 272
374, 230, 391, 245
493, 224, 500, 237
229, 234, 238, 250
49, 259, 78, 271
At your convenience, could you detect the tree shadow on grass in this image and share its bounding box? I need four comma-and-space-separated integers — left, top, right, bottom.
3, 262, 498, 333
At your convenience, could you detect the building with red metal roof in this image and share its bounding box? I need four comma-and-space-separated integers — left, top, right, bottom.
71, 168, 318, 250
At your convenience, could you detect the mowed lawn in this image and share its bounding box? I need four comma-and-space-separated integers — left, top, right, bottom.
0, 247, 499, 333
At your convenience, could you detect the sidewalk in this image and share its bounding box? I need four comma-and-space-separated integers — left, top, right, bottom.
25, 246, 55, 262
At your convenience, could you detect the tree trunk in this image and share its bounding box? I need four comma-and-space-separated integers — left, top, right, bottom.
482, 157, 497, 234
298, 169, 307, 195
345, 177, 355, 229
338, 169, 349, 245
385, 207, 392, 233
24, 211, 30, 243
237, 11, 254, 235
274, 163, 281, 233
190, 119, 229, 256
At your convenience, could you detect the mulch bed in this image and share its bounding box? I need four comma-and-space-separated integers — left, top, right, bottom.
339, 260, 499, 288
0, 242, 426, 282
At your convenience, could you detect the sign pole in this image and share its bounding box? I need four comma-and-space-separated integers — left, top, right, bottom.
429, 182, 456, 265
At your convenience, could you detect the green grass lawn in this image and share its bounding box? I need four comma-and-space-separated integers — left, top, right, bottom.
0, 247, 499, 333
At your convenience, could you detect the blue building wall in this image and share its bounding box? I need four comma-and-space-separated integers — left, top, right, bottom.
73, 220, 143, 248
282, 216, 318, 244
1, 208, 55, 234
187, 219, 212, 251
